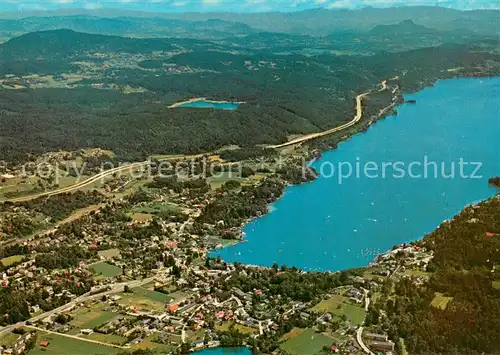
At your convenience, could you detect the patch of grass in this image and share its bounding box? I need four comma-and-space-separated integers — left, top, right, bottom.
28, 331, 120, 355
70, 308, 117, 329
280, 327, 304, 341
371, 291, 382, 304
151, 333, 182, 346
208, 171, 244, 189
400, 337, 408, 355
185, 329, 204, 342
0, 332, 20, 347
312, 295, 347, 313
84, 333, 127, 346
430, 293, 453, 310
215, 323, 256, 335
1, 254, 25, 266
131, 337, 174, 352
129, 212, 154, 221
280, 328, 334, 355
326, 332, 348, 345
492, 280, 500, 290
91, 262, 122, 278
131, 286, 172, 303
215, 322, 232, 332
97, 249, 121, 259
337, 303, 365, 325
234, 324, 258, 335
167, 290, 192, 303
117, 293, 165, 312
312, 294, 365, 325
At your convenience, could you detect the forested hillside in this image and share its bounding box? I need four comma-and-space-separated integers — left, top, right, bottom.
1, 27, 499, 164
380, 195, 500, 354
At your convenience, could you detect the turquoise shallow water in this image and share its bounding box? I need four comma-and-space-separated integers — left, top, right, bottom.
211, 77, 500, 271
194, 347, 250, 355
178, 100, 239, 110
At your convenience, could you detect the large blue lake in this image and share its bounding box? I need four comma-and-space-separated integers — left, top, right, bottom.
177, 99, 239, 110
212, 77, 500, 271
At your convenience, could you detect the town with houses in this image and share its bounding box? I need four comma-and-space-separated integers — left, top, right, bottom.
0, 150, 442, 355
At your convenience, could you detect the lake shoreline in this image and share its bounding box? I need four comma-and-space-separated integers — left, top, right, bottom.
209, 75, 500, 272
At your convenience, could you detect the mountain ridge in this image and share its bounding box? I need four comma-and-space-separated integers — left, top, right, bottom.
0, 6, 498, 37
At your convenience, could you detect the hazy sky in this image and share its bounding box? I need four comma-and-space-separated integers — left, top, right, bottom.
1, 0, 499, 13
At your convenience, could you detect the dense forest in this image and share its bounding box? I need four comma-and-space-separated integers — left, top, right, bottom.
379, 195, 500, 354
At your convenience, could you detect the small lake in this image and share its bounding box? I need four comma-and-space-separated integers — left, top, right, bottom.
194, 347, 250, 355
176, 99, 240, 110
211, 77, 500, 271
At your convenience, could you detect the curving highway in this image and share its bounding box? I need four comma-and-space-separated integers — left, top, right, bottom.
268, 90, 372, 149
3, 154, 205, 203
3, 80, 391, 203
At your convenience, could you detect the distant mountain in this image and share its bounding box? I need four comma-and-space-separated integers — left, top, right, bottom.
0, 16, 257, 42
0, 29, 186, 59
370, 20, 440, 36
1, 6, 497, 37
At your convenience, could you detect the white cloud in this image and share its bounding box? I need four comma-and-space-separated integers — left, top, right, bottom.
172, 1, 187, 6
83, 2, 102, 9
326, 0, 353, 8
49, 0, 74, 4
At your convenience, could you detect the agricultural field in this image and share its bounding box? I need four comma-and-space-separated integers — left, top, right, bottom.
430, 292, 453, 310
0, 332, 20, 347
69, 305, 118, 329
234, 324, 257, 335
280, 328, 335, 355
185, 329, 205, 342
165, 290, 192, 303
131, 337, 174, 352
280, 327, 303, 341
0, 254, 25, 266
116, 291, 165, 312
151, 333, 182, 347
131, 286, 172, 303
312, 295, 347, 313
91, 262, 122, 278
336, 303, 365, 325
311, 295, 365, 325
208, 171, 244, 189
28, 331, 121, 355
